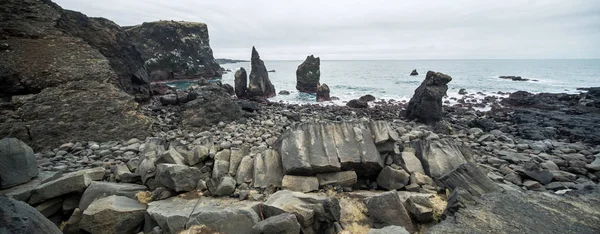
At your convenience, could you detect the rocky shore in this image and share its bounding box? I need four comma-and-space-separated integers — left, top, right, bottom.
1, 0, 600, 234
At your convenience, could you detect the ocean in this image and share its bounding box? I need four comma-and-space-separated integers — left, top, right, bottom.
168, 59, 600, 104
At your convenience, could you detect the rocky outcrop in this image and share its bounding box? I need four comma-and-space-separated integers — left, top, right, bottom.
296, 55, 321, 93
182, 84, 243, 130
0, 196, 62, 234
411, 139, 472, 179
235, 68, 248, 98
126, 21, 222, 81
406, 71, 452, 124
316, 83, 332, 102
248, 47, 276, 98
0, 0, 151, 150
499, 76, 529, 81
0, 138, 38, 189
79, 195, 147, 234
438, 163, 502, 197
410, 69, 418, 76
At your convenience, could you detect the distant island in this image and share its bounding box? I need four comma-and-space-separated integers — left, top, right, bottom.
215, 58, 249, 64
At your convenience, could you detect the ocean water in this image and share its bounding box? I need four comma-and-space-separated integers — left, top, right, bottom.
170, 59, 600, 104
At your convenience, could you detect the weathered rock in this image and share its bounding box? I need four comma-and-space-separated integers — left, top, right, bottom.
182, 85, 243, 130
207, 176, 236, 196
275, 122, 383, 176
377, 166, 410, 190
410, 69, 418, 76
253, 149, 284, 188
296, 55, 320, 93
126, 21, 222, 81
438, 163, 502, 197
0, 196, 61, 234
235, 68, 248, 98
228, 148, 244, 177
156, 164, 202, 192
412, 139, 471, 178
365, 191, 415, 233
35, 197, 62, 217
262, 190, 340, 234
185, 198, 260, 234
458, 89, 467, 95
236, 156, 254, 185
247, 47, 276, 98
281, 175, 319, 192
79, 195, 146, 234
359, 94, 376, 102
29, 169, 104, 204
0, 138, 38, 189
316, 83, 332, 102
401, 151, 425, 174
278, 90, 291, 95
499, 76, 529, 81
251, 213, 301, 234
346, 99, 369, 108
586, 155, 600, 171
137, 138, 167, 184
147, 197, 199, 234
213, 149, 231, 178
316, 171, 358, 187
368, 226, 410, 234
404, 196, 434, 223
0, 171, 61, 202
369, 121, 400, 144
79, 182, 148, 211
406, 71, 452, 124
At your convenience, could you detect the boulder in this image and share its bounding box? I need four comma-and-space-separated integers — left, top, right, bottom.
35, 197, 62, 217
458, 89, 467, 95
359, 94, 376, 102
212, 149, 231, 178
316, 171, 358, 187
253, 149, 284, 188
401, 151, 425, 174
316, 83, 332, 102
126, 21, 222, 81
0, 196, 61, 234
404, 196, 434, 223
156, 164, 202, 192
368, 226, 410, 234
279, 90, 291, 95
365, 191, 415, 233
79, 182, 148, 211
406, 71, 452, 124
262, 190, 340, 234
247, 47, 276, 98
207, 176, 236, 197
251, 213, 301, 234
182, 84, 243, 130
376, 166, 410, 190
410, 69, 419, 76
137, 138, 167, 184
79, 195, 146, 234
275, 122, 383, 176
346, 99, 368, 108
0, 171, 61, 202
369, 121, 400, 144
29, 169, 106, 204
281, 175, 319, 192
147, 197, 199, 234
236, 156, 254, 185
296, 55, 320, 93
438, 163, 502, 197
228, 147, 245, 177
0, 138, 38, 189
185, 198, 260, 234
235, 68, 248, 98
411, 139, 471, 178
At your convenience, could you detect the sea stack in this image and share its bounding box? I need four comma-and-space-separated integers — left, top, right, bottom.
234, 68, 248, 98
247, 47, 276, 98
296, 55, 321, 93
410, 69, 419, 76
316, 84, 331, 102
406, 71, 452, 124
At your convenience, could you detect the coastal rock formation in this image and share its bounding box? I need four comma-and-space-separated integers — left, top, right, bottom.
0, 138, 38, 189
0, 196, 62, 234
359, 94, 376, 102
182, 84, 243, 130
248, 47, 276, 98
0, 0, 151, 150
79, 195, 147, 234
499, 76, 529, 81
406, 71, 452, 124
296, 55, 321, 93
316, 83, 332, 102
126, 21, 222, 81
410, 69, 419, 76
347, 99, 369, 108
235, 68, 248, 98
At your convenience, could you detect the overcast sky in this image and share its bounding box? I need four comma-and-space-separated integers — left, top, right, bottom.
54, 0, 600, 60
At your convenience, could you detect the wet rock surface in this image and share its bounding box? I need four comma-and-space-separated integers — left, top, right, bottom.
248, 47, 276, 98
406, 71, 452, 124
296, 55, 321, 93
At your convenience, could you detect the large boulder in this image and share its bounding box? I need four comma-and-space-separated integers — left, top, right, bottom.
235, 68, 248, 98
29, 168, 105, 204
275, 122, 383, 176
147, 197, 199, 234
247, 47, 276, 98
0, 196, 62, 234
296, 55, 321, 93
79, 195, 147, 234
405, 71, 452, 124
316, 83, 332, 102
438, 163, 502, 197
182, 84, 243, 130
155, 164, 202, 192
78, 181, 148, 211
376, 166, 410, 191
126, 21, 222, 81
411, 139, 471, 179
0, 138, 38, 189
365, 191, 415, 233
253, 149, 284, 188
251, 213, 301, 234
0, 171, 61, 202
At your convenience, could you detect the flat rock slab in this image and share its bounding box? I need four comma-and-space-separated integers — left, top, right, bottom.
29, 168, 105, 204
251, 213, 301, 234
0, 171, 61, 202
316, 171, 358, 187
438, 163, 502, 197
412, 139, 470, 179
79, 181, 148, 211
281, 175, 319, 192
80, 195, 147, 234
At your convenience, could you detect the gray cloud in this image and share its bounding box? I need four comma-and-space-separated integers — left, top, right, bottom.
54, 0, 600, 60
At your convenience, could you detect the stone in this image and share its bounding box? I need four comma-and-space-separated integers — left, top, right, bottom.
401, 151, 425, 174
368, 226, 410, 234
29, 170, 98, 204
438, 163, 502, 197
147, 197, 199, 234
586, 156, 600, 171
551, 170, 577, 182
182, 84, 244, 129
369, 121, 400, 144
413, 172, 434, 186
228, 148, 245, 177
281, 175, 319, 192
158, 148, 186, 165
405, 196, 434, 223
316, 83, 332, 102
406, 71, 452, 124
0, 138, 39, 189
458, 89, 468, 95
186, 203, 260, 234
412, 139, 470, 178
523, 180, 546, 191
296, 55, 320, 93
346, 99, 369, 108
376, 166, 410, 190
0, 171, 61, 202
251, 213, 301, 234
0, 196, 61, 234
79, 181, 148, 211
365, 191, 415, 233
35, 198, 62, 217
253, 149, 284, 188
247, 47, 276, 98
213, 149, 231, 178
410, 69, 419, 76
79, 195, 146, 234
62, 193, 80, 214
235, 68, 248, 98
359, 94, 376, 102
262, 190, 340, 234
236, 156, 254, 185
278, 90, 290, 95
207, 176, 236, 196
156, 164, 202, 192
189, 145, 209, 166
316, 171, 358, 187
523, 169, 553, 185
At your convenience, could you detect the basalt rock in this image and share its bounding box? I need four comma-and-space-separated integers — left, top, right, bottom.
346, 99, 368, 108
126, 21, 222, 81
296, 55, 321, 93
0, 196, 62, 234
182, 84, 243, 130
0, 138, 38, 189
235, 68, 248, 98
406, 71, 452, 124
410, 69, 418, 76
247, 47, 276, 98
316, 83, 332, 102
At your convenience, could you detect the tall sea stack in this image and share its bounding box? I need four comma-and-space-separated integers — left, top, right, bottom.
296, 55, 321, 93
247, 47, 276, 98
405, 71, 452, 124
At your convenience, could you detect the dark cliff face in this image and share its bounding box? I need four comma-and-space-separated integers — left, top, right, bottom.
126, 21, 222, 81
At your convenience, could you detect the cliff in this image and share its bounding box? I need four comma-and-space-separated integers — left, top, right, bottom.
126, 21, 222, 81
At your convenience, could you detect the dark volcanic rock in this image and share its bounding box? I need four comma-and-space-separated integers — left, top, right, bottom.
296, 55, 320, 93
0, 138, 38, 189
126, 21, 222, 81
248, 47, 276, 98
359, 94, 376, 102
278, 90, 290, 95
182, 85, 243, 130
410, 69, 418, 76
438, 163, 502, 197
499, 76, 529, 81
347, 99, 368, 108
406, 71, 452, 124
0, 196, 62, 234
316, 83, 331, 102
234, 68, 248, 98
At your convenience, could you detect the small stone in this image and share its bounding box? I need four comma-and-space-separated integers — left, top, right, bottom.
281, 175, 319, 192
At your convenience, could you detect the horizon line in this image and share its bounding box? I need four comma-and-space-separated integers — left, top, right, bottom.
219, 58, 600, 61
